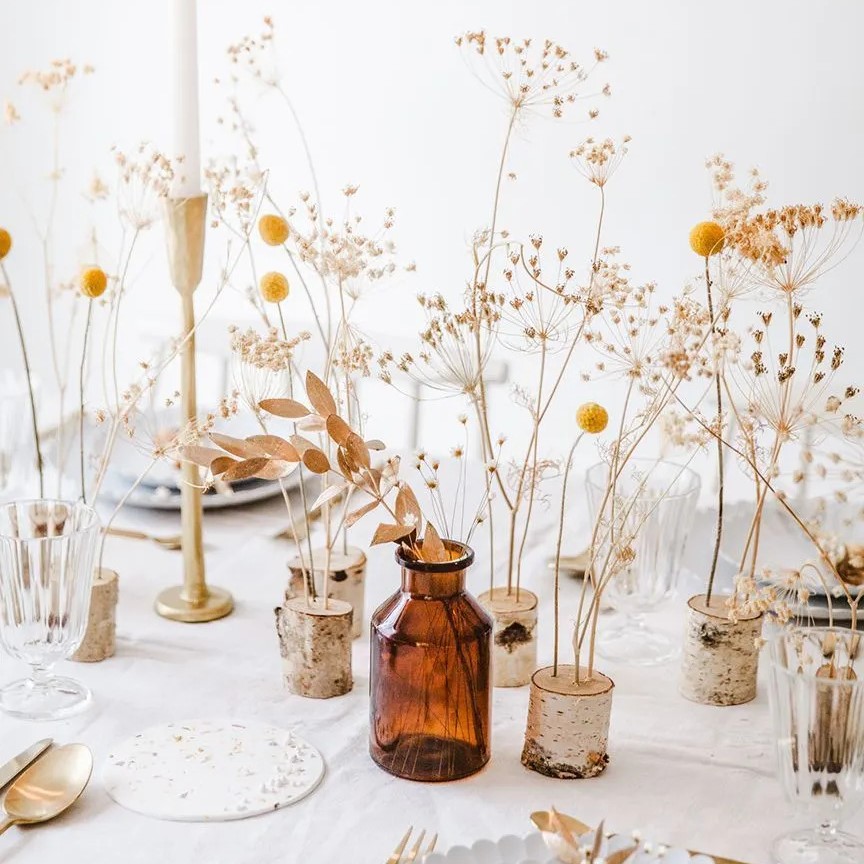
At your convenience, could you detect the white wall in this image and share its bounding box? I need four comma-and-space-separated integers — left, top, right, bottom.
2, 0, 863, 469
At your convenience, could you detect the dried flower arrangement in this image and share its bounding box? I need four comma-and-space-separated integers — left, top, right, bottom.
377, 32, 614, 686
1, 63, 243, 652
675, 156, 864, 704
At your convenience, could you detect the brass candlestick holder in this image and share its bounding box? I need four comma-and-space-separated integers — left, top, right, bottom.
155, 194, 233, 623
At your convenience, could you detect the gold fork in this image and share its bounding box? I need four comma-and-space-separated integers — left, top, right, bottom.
387, 827, 438, 863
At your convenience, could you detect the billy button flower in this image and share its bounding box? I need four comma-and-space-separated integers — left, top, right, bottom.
689, 221, 725, 258
0, 228, 11, 260
260, 271, 290, 304
258, 214, 290, 246
79, 266, 108, 299
576, 402, 609, 434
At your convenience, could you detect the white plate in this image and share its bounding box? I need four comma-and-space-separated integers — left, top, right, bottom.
423, 832, 716, 864
101, 471, 287, 511
103, 719, 325, 822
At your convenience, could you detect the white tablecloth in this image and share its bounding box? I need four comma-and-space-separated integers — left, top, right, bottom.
0, 494, 838, 864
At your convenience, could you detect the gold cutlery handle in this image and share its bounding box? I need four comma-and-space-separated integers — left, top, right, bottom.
106, 527, 150, 542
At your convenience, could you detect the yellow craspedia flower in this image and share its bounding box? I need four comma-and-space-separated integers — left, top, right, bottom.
0, 228, 11, 260
689, 221, 725, 257
576, 402, 609, 434
258, 214, 290, 246
260, 271, 290, 303
79, 266, 108, 299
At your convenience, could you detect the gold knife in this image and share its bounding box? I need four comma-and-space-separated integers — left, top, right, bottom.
0, 739, 52, 790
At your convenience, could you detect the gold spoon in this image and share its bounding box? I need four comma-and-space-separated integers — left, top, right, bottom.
0, 744, 93, 836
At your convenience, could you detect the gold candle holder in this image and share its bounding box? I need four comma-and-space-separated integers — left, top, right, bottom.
155, 195, 233, 623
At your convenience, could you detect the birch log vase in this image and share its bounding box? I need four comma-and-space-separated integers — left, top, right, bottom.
287, 547, 366, 639
478, 587, 538, 687
72, 568, 119, 663
275, 597, 353, 698
521, 665, 614, 779
679, 593, 763, 706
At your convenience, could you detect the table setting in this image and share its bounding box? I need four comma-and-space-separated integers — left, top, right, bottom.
1, 3, 864, 863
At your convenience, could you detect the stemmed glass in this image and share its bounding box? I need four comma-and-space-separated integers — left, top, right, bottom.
585, 458, 700, 665
0, 499, 100, 720
767, 626, 864, 864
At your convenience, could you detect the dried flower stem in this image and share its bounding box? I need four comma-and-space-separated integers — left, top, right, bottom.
1, 261, 44, 496
552, 433, 583, 676
78, 300, 94, 502
704, 257, 724, 604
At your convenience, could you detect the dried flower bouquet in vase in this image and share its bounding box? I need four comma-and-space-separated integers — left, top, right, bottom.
189, 372, 494, 777
677, 157, 864, 705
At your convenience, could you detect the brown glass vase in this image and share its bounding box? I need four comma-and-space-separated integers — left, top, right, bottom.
370, 541, 492, 782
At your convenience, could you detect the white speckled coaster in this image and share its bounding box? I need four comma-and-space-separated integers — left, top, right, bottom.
103, 719, 325, 822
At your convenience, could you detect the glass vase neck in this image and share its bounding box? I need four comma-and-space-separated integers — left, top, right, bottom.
401, 568, 465, 597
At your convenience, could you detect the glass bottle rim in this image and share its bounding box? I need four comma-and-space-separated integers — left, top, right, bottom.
768, 625, 863, 688
395, 539, 474, 573
585, 457, 701, 500
0, 499, 101, 541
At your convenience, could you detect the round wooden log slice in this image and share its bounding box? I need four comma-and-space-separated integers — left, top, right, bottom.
287, 546, 366, 639
679, 593, 763, 706
275, 597, 353, 699
478, 587, 538, 688
521, 665, 614, 779
72, 567, 119, 663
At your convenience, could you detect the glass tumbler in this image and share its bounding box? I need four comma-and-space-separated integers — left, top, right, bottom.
586, 458, 700, 665
0, 499, 100, 719
767, 626, 864, 864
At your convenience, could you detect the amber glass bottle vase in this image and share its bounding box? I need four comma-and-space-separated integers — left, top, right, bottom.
370, 541, 492, 781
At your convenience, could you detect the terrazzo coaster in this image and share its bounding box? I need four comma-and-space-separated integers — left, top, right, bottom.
103, 719, 325, 821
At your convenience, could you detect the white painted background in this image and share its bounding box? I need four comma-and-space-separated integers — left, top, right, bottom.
1, 0, 863, 475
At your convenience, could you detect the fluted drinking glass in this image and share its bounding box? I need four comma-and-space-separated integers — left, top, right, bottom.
0, 499, 100, 719
768, 627, 864, 864
586, 458, 700, 665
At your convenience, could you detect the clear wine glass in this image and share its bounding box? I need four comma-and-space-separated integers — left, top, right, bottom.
767, 626, 864, 864
585, 458, 700, 665
0, 499, 100, 719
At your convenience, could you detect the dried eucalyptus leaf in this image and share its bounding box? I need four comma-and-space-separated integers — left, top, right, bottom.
371, 523, 416, 545
326, 414, 352, 446
209, 455, 238, 476
396, 485, 422, 527
345, 499, 379, 527
210, 432, 265, 459
310, 484, 346, 511
365, 438, 386, 451
421, 521, 447, 562
606, 846, 639, 864
289, 434, 317, 455
181, 445, 226, 467
296, 414, 327, 433
254, 460, 299, 481
302, 448, 331, 474
305, 370, 337, 417
259, 398, 310, 419
336, 446, 359, 479
246, 435, 299, 462
346, 432, 371, 469
222, 457, 270, 482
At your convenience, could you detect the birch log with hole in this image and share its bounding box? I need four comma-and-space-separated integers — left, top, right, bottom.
521, 665, 614, 779
478, 587, 538, 687
287, 547, 366, 638
72, 568, 119, 662
679, 593, 763, 706
275, 597, 353, 698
